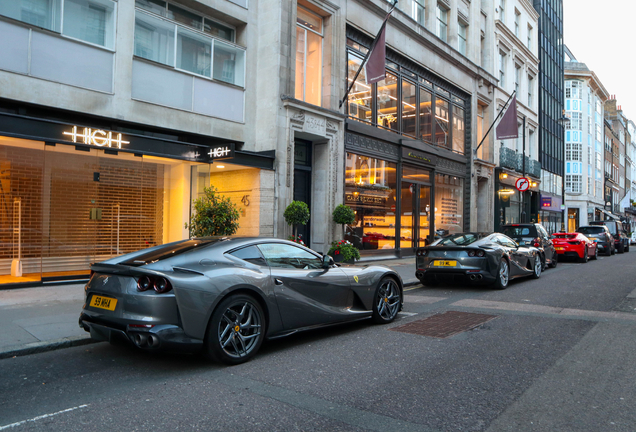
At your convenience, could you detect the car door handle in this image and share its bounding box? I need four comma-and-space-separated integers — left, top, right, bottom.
274, 278, 284, 285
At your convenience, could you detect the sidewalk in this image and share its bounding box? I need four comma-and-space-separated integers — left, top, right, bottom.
0, 257, 418, 360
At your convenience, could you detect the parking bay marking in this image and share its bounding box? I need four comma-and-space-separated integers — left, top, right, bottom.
0, 404, 89, 430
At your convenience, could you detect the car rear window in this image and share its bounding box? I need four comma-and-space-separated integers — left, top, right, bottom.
577, 227, 604, 235
591, 222, 617, 234
121, 239, 220, 266
436, 233, 482, 246
502, 226, 537, 237
554, 234, 577, 239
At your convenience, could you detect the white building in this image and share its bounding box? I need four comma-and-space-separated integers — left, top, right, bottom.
564, 48, 609, 228
487, 0, 540, 231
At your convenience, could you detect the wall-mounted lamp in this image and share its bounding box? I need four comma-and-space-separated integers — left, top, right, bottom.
499, 172, 508, 181
531, 182, 537, 187
498, 188, 515, 195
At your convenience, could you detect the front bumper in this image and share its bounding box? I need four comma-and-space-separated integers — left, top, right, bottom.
79, 314, 203, 352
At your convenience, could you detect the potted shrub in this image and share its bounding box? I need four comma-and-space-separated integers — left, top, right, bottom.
332, 204, 355, 239
328, 240, 360, 264
284, 200, 310, 242
185, 186, 240, 237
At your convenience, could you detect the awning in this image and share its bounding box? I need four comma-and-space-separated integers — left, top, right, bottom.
596, 207, 621, 221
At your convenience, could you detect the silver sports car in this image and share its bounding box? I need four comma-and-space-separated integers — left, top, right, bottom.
415, 232, 542, 289
79, 237, 403, 364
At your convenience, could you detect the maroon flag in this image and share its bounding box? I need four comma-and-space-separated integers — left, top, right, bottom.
364, 12, 392, 85
495, 96, 518, 140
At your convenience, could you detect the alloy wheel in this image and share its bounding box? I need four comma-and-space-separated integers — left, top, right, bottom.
500, 260, 509, 287
534, 256, 542, 277
376, 279, 401, 321
218, 299, 263, 360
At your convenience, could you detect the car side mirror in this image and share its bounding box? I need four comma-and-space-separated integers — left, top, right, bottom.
322, 254, 334, 268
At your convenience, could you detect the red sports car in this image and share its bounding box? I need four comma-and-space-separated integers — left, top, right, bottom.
552, 232, 598, 262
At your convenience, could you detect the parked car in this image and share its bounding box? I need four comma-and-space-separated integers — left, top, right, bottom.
499, 223, 557, 269
576, 225, 614, 256
79, 237, 403, 364
415, 232, 543, 290
631, 232, 636, 245
551, 232, 598, 262
589, 220, 630, 253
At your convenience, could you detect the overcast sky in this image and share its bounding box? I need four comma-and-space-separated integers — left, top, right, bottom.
563, 0, 636, 120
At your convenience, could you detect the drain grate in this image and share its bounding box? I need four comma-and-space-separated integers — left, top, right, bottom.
390, 311, 498, 338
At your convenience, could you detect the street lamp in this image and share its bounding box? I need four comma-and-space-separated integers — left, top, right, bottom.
558, 111, 571, 231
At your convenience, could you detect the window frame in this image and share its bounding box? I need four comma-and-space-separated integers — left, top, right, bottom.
295, 4, 324, 105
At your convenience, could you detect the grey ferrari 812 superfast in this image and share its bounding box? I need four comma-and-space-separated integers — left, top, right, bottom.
79, 237, 403, 364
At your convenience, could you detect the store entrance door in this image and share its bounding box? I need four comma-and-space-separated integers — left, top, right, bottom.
400, 182, 431, 254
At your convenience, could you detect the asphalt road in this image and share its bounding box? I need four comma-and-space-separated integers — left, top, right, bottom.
1, 253, 636, 431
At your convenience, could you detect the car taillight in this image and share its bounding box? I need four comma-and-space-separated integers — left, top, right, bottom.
533, 237, 540, 247
153, 277, 172, 294
137, 276, 152, 291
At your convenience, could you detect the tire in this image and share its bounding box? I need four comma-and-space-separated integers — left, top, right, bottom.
626, 243, 630, 252
372, 277, 401, 324
531, 255, 542, 279
548, 253, 558, 268
618, 242, 625, 254
204, 294, 265, 365
591, 246, 598, 260
579, 248, 588, 263
606, 245, 612, 256
612, 245, 616, 255
492, 258, 510, 290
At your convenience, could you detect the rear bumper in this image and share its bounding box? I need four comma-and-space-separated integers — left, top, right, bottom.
415, 268, 497, 285
79, 314, 203, 352
554, 247, 584, 258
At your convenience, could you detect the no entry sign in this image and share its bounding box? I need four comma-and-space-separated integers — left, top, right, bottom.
515, 177, 530, 192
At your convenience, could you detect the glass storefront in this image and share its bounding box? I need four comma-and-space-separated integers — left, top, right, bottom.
435, 174, 464, 237
344, 152, 397, 250
0, 136, 261, 285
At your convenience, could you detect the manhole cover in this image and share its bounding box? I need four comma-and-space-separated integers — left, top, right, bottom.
390, 311, 498, 338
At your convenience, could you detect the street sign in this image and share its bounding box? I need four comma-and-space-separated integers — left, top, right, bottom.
515, 177, 530, 192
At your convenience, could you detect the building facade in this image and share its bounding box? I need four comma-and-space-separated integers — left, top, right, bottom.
604, 98, 629, 218
532, 0, 564, 233
490, 0, 540, 231
0, 0, 274, 287
563, 49, 609, 229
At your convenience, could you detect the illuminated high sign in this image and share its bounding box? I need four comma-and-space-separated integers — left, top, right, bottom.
208, 144, 235, 160
63, 126, 129, 148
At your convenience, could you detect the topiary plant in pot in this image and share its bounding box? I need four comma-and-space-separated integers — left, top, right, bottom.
332, 204, 356, 239
284, 200, 310, 241
185, 186, 240, 237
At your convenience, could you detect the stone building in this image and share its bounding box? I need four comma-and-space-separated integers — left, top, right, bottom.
0, 0, 500, 286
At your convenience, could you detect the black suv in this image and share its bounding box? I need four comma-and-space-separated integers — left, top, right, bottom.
499, 223, 557, 269
576, 225, 614, 256
589, 220, 630, 253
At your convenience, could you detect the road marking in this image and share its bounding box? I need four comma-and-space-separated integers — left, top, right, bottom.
0, 405, 89, 430
404, 294, 447, 304
404, 285, 423, 291
398, 311, 418, 316
628, 288, 636, 299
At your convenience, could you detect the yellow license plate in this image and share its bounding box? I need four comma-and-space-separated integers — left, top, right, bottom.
90, 295, 118, 311
433, 260, 457, 267
555, 247, 564, 251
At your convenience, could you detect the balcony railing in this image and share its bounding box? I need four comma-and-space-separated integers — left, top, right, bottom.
499, 147, 541, 178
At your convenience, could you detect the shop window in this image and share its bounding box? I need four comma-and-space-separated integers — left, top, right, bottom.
1, 0, 116, 49
295, 5, 323, 106
134, 4, 245, 87
347, 52, 372, 122
435, 174, 463, 235
402, 79, 417, 137
452, 105, 465, 154
377, 71, 399, 131
419, 88, 433, 143
344, 153, 397, 250
434, 98, 450, 148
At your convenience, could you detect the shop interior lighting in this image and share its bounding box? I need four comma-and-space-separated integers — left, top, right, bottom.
498, 188, 515, 195
216, 165, 225, 168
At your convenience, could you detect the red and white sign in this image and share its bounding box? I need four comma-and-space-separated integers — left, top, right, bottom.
515, 177, 530, 192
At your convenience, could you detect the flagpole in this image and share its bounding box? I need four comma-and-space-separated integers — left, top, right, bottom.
339, 1, 398, 109
473, 90, 516, 155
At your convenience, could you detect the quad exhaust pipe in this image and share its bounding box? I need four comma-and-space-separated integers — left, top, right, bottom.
132, 333, 161, 349
469, 274, 483, 281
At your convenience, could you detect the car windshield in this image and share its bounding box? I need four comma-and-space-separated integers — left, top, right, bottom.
502, 226, 536, 237
120, 239, 221, 266
577, 227, 604, 235
436, 233, 481, 246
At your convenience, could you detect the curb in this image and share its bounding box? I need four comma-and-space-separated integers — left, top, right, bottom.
0, 335, 98, 360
